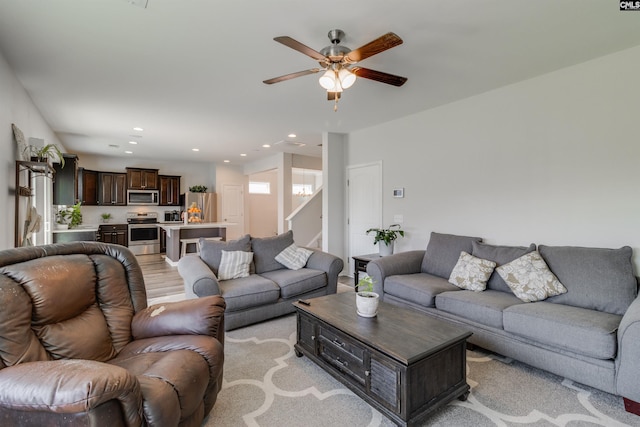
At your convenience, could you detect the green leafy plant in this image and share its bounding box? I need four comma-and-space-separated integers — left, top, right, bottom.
68, 202, 83, 228
366, 224, 405, 246
24, 143, 65, 167
101, 213, 112, 222
357, 275, 375, 293
189, 185, 207, 193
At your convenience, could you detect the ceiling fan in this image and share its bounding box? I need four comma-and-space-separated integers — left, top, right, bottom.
263, 29, 407, 110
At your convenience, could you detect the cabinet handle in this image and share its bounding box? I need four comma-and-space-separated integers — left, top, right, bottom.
332, 338, 345, 347
335, 357, 348, 367
311, 335, 315, 341
365, 370, 370, 377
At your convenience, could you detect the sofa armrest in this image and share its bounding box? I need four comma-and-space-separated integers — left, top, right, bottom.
178, 255, 221, 298
133, 295, 226, 343
366, 250, 425, 297
0, 360, 143, 426
305, 248, 344, 294
617, 292, 640, 401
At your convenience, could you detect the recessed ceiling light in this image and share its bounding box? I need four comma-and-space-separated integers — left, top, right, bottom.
240, 153, 247, 157
133, 127, 144, 132
224, 160, 230, 163
192, 148, 199, 152
129, 141, 138, 145
262, 144, 271, 148
125, 150, 133, 154
288, 133, 297, 138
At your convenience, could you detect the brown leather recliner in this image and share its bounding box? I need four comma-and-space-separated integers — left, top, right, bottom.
0, 242, 226, 427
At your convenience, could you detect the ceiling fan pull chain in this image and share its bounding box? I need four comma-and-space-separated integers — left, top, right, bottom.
334, 96, 339, 112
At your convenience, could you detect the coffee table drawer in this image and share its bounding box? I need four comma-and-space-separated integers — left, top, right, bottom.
318, 326, 366, 385
318, 325, 366, 363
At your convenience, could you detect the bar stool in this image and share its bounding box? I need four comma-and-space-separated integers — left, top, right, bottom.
180, 238, 201, 257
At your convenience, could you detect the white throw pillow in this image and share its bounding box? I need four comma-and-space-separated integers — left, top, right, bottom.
496, 251, 567, 302
275, 243, 313, 270
448, 251, 496, 292
218, 250, 253, 280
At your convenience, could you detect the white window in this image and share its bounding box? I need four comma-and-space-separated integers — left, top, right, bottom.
249, 181, 270, 194
292, 184, 313, 196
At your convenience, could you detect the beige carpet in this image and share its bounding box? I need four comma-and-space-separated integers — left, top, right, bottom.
203, 313, 638, 427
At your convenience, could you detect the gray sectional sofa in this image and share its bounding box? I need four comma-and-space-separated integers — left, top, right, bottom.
366, 232, 640, 414
178, 231, 344, 331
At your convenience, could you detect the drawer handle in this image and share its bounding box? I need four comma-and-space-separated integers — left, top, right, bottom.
335, 357, 348, 367
332, 338, 345, 347
365, 370, 370, 377
311, 335, 315, 341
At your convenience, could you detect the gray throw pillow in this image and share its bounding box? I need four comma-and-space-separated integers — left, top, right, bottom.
421, 232, 482, 279
199, 234, 251, 275
539, 245, 637, 315
251, 230, 295, 274
471, 241, 536, 293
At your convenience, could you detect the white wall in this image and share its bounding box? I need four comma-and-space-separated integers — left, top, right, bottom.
347, 45, 640, 273
0, 51, 64, 249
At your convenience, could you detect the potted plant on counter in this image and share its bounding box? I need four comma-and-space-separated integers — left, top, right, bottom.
355, 275, 379, 317
101, 213, 113, 223
366, 224, 405, 257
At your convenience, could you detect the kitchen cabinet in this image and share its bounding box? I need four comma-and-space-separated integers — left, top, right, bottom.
126, 168, 158, 190
159, 175, 181, 206
99, 172, 127, 206
78, 168, 99, 206
53, 154, 79, 206
98, 224, 128, 246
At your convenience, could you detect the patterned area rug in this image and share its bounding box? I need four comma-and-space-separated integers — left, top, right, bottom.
203, 314, 638, 427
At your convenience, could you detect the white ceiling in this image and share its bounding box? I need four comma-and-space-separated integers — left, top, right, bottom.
1, 0, 639, 165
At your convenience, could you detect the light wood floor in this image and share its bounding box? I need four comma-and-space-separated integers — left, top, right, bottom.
137, 253, 354, 300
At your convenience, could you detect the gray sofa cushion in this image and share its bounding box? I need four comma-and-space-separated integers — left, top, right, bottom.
421, 232, 482, 279
435, 289, 523, 329
539, 245, 637, 316
219, 274, 280, 312
384, 273, 459, 307
251, 231, 295, 274
471, 241, 536, 293
503, 302, 622, 360
260, 268, 326, 299
199, 234, 251, 276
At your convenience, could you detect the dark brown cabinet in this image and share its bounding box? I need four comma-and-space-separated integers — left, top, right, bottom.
159, 227, 167, 253
98, 224, 128, 246
126, 168, 158, 190
99, 172, 127, 206
78, 168, 99, 206
53, 154, 79, 206
159, 175, 181, 206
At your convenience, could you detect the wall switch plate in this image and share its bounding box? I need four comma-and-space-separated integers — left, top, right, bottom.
393, 214, 404, 223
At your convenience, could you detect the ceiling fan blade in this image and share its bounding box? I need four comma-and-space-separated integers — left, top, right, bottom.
274, 36, 326, 62
351, 67, 407, 87
345, 32, 403, 63
263, 68, 320, 85
327, 91, 342, 101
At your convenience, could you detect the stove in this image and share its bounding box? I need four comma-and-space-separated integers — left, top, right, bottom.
126, 212, 160, 255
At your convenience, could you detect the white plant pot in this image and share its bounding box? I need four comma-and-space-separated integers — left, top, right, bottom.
378, 241, 394, 257
55, 223, 69, 230
356, 291, 379, 317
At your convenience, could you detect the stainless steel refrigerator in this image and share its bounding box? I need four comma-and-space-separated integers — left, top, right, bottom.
185, 192, 217, 222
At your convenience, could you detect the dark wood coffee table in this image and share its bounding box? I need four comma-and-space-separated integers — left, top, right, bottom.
293, 293, 472, 427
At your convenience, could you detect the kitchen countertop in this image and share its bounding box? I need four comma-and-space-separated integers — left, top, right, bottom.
160, 222, 235, 231
52, 225, 99, 233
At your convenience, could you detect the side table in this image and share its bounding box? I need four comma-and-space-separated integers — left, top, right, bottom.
352, 253, 381, 290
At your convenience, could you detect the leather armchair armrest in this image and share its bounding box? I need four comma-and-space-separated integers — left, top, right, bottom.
178, 255, 221, 298
0, 360, 142, 425
133, 295, 226, 342
366, 250, 425, 297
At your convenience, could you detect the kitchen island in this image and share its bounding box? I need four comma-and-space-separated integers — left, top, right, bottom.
160, 222, 235, 265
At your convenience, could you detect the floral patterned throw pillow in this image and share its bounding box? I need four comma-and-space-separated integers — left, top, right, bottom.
496, 251, 567, 302
448, 251, 497, 292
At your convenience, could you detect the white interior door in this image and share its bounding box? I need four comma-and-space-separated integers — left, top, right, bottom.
347, 162, 382, 276
222, 183, 244, 240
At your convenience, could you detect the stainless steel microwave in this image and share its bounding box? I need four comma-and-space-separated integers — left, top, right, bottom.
127, 189, 159, 206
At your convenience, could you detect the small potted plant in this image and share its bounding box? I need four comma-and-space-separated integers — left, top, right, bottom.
24, 143, 65, 167
366, 224, 405, 257
55, 207, 71, 230
68, 202, 83, 229
355, 275, 379, 317
101, 213, 113, 223
189, 185, 207, 193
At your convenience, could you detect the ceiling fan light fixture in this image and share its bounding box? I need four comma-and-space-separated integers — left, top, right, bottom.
318, 70, 336, 90
338, 68, 356, 89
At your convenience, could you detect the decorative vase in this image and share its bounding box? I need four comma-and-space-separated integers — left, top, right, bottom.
55, 223, 69, 230
378, 241, 394, 257
356, 291, 379, 317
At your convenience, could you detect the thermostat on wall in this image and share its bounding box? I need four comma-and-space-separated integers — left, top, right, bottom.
393, 188, 404, 198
